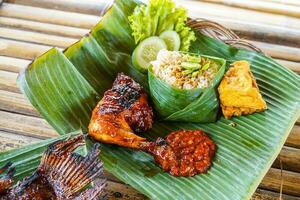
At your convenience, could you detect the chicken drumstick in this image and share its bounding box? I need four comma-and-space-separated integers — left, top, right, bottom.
88, 74, 216, 176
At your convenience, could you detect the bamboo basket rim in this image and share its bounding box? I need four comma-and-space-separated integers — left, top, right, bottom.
99, 1, 263, 53
187, 18, 262, 53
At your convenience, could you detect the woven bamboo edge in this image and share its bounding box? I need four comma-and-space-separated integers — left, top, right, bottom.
98, 2, 263, 53
187, 18, 262, 53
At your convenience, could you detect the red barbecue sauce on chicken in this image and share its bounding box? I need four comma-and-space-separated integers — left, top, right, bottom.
141, 130, 216, 177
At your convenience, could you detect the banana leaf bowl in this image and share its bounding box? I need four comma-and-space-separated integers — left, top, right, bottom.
1, 0, 299, 199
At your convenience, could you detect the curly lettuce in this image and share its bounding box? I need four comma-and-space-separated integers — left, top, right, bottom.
128, 0, 196, 51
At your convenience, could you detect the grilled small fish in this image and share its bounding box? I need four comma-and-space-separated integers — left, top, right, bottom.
0, 135, 106, 200
0, 163, 15, 195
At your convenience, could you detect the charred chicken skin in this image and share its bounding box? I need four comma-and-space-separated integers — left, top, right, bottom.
0, 135, 106, 200
89, 73, 153, 149
89, 74, 216, 177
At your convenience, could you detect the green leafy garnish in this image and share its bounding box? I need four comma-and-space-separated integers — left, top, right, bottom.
128, 0, 196, 51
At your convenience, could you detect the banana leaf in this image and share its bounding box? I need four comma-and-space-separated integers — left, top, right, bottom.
0, 132, 80, 182
9, 0, 300, 199
148, 55, 226, 122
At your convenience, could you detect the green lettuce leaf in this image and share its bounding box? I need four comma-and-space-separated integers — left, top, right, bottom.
128, 0, 196, 51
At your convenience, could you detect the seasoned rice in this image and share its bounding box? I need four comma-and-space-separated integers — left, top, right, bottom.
150, 50, 219, 89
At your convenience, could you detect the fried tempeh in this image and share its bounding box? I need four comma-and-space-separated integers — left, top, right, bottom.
218, 60, 267, 119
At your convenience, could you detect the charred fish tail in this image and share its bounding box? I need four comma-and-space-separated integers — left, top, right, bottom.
0, 162, 15, 194
72, 178, 107, 200
39, 135, 106, 199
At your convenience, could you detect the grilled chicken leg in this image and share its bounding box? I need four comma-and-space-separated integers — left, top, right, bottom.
140, 130, 216, 176
88, 74, 216, 176
88, 73, 153, 149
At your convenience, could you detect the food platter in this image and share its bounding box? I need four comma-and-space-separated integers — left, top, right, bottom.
0, 0, 299, 199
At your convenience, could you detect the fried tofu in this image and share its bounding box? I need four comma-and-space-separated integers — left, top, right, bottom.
218, 60, 267, 119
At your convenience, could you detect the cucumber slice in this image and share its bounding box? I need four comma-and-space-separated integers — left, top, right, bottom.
132, 36, 167, 73
159, 30, 180, 51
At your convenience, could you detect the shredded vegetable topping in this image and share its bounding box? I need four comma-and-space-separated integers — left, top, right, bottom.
151, 50, 220, 89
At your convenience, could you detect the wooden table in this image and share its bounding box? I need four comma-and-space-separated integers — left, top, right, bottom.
0, 0, 299, 199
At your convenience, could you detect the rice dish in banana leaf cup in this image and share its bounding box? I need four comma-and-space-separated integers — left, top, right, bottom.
148, 50, 226, 122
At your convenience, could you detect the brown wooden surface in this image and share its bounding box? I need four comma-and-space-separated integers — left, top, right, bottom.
0, 0, 299, 199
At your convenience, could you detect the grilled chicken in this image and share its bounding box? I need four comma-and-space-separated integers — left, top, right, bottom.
140, 130, 216, 177
88, 74, 216, 176
0, 135, 106, 200
89, 73, 153, 149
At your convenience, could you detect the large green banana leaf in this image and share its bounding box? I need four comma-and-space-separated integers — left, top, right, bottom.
7, 0, 300, 199
0, 132, 80, 181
